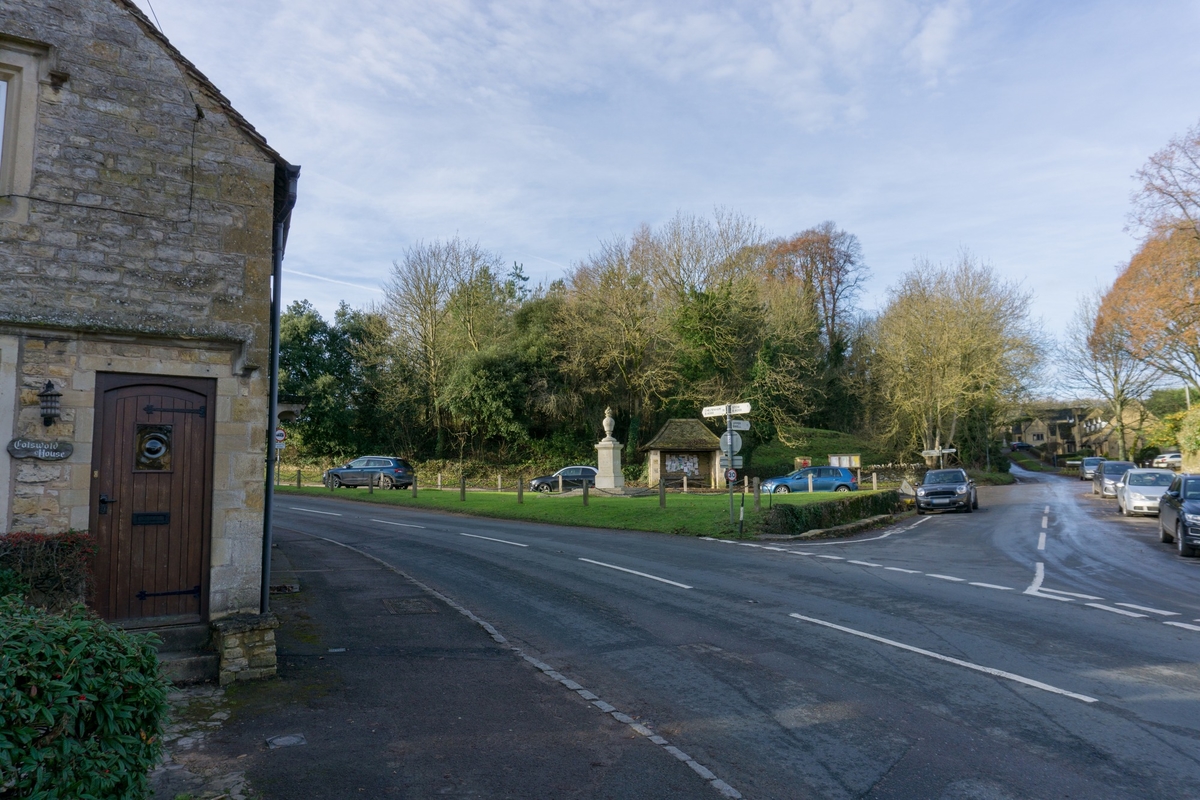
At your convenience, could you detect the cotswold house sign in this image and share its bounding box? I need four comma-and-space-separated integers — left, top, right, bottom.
7, 438, 74, 461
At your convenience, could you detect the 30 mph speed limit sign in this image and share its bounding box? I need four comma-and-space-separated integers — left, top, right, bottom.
725, 468, 738, 483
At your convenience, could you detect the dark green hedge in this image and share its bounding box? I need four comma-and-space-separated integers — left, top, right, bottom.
758, 491, 903, 537
0, 598, 169, 799
0, 531, 94, 610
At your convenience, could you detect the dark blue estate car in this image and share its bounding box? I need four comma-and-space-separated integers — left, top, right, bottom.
324, 456, 414, 489
1158, 473, 1200, 557
761, 466, 858, 494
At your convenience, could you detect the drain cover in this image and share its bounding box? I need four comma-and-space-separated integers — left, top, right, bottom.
382, 597, 439, 615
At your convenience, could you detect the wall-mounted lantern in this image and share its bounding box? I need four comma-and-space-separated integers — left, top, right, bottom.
38, 381, 62, 427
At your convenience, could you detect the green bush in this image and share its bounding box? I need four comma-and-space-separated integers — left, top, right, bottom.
0, 568, 29, 598
0, 531, 95, 611
758, 491, 903, 536
0, 598, 169, 799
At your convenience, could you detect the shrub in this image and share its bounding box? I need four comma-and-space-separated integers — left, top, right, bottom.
0, 597, 169, 799
0, 531, 95, 610
0, 568, 29, 598
757, 491, 903, 537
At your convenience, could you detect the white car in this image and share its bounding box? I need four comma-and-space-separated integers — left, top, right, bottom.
1116, 468, 1177, 516
1152, 452, 1183, 470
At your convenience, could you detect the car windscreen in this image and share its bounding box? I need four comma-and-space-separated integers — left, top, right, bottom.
1127, 472, 1174, 487
1101, 462, 1134, 475
1082, 458, 1103, 466
1183, 479, 1200, 500
924, 470, 966, 484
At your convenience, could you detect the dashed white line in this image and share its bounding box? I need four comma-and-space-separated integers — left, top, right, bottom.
885, 567, 922, 574
1086, 603, 1147, 618
1037, 531, 1046, 551
788, 613, 1098, 703
1114, 603, 1179, 616
848, 560, 882, 567
1041, 516, 1048, 529
578, 558, 693, 589
288, 507, 342, 516
1039, 588, 1103, 600
970, 582, 1014, 591
1165, 621, 1200, 632
815, 554, 844, 560
460, 532, 528, 548
926, 574, 965, 582
1044, 505, 1050, 514
371, 518, 425, 528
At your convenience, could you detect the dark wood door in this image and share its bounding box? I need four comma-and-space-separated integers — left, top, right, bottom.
90, 374, 215, 626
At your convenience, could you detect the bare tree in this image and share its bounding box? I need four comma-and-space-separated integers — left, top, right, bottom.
1131, 119, 1200, 242
1062, 291, 1160, 460
769, 222, 868, 349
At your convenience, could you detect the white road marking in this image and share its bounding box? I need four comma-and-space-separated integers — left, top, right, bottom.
1041, 516, 1048, 529
885, 567, 922, 574
815, 554, 844, 560
970, 582, 1014, 591
1024, 562, 1071, 601
578, 558, 692, 589
788, 613, 1098, 703
288, 507, 341, 516
1037, 531, 1046, 551
795, 516, 931, 546
1044, 505, 1050, 514
371, 519, 425, 529
1039, 588, 1103, 600
1165, 621, 1200, 632
848, 560, 882, 567
460, 533, 529, 548
789, 551, 816, 556
1086, 603, 1147, 618
926, 574, 965, 582
1114, 603, 1179, 616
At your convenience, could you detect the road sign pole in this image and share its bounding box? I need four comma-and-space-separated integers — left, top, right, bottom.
727, 410, 735, 525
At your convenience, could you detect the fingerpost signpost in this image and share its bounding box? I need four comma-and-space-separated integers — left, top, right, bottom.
702, 402, 752, 525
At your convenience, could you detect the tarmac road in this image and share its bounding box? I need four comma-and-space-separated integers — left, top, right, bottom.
273, 468, 1200, 799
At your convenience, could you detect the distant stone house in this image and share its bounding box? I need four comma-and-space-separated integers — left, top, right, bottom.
1010, 408, 1083, 455
1078, 403, 1157, 460
0, 0, 298, 678
642, 419, 726, 489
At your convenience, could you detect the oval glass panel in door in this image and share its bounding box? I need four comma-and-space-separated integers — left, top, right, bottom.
134, 424, 172, 471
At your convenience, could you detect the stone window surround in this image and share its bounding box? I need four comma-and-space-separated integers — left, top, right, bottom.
0, 334, 17, 534
0, 35, 52, 225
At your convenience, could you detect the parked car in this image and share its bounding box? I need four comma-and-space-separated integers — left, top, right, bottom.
1158, 474, 1200, 557
1079, 456, 1105, 481
1115, 468, 1175, 516
761, 467, 858, 494
914, 468, 977, 514
1009, 441, 1033, 451
529, 466, 598, 493
1152, 452, 1183, 470
1092, 460, 1135, 498
324, 456, 414, 489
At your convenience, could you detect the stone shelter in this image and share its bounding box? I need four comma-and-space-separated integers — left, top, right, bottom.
0, 0, 299, 682
642, 418, 726, 489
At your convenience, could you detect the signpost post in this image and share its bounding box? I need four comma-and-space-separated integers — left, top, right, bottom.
274, 428, 286, 485
703, 402, 752, 525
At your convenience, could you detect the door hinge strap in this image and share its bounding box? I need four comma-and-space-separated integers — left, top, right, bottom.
136, 585, 201, 601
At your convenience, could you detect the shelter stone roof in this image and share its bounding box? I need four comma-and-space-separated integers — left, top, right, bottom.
642, 419, 721, 452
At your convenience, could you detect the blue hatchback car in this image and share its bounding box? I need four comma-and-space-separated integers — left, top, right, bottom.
761, 466, 858, 494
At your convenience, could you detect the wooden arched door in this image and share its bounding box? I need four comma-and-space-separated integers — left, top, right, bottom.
90, 373, 215, 626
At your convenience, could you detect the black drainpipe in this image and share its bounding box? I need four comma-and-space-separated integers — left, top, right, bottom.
261, 161, 301, 614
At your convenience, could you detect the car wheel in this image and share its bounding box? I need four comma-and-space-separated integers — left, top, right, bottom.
972, 494, 979, 510
835, 485, 850, 492
1160, 518, 1173, 543
776, 485, 790, 494
380, 475, 395, 490
1179, 523, 1197, 557
916, 505, 924, 515
965, 500, 974, 513
1119, 498, 1127, 515
536, 483, 551, 493
329, 475, 341, 489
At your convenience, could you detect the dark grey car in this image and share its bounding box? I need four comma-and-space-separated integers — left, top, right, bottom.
1093, 460, 1134, 498
529, 466, 597, 493
324, 456, 414, 489
915, 468, 978, 514
1158, 474, 1200, 557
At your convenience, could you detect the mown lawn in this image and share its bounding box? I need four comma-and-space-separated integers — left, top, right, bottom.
1008, 451, 1049, 472
275, 484, 888, 537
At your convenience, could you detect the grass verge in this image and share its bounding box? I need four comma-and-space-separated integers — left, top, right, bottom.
275, 485, 892, 538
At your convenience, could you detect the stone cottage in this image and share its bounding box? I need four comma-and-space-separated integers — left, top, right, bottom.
0, 0, 298, 680
642, 418, 726, 489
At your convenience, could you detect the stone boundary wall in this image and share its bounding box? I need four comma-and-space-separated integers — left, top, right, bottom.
212, 612, 279, 686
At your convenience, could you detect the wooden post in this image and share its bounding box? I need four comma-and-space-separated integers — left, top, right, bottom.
872, 472, 877, 491
296, 469, 302, 488
517, 475, 524, 504
497, 473, 502, 492
558, 474, 563, 494
659, 476, 666, 508
437, 472, 442, 490
460, 474, 466, 501
411, 476, 417, 498
583, 481, 589, 506
808, 473, 814, 493
683, 474, 688, 493
753, 477, 760, 511
368, 473, 374, 493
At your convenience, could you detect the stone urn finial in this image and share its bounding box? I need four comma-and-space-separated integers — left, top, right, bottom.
602, 406, 617, 441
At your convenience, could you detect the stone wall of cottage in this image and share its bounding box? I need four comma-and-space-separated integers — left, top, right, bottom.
0, 0, 282, 619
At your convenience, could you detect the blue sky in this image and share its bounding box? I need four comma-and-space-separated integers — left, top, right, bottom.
133, 0, 1200, 335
